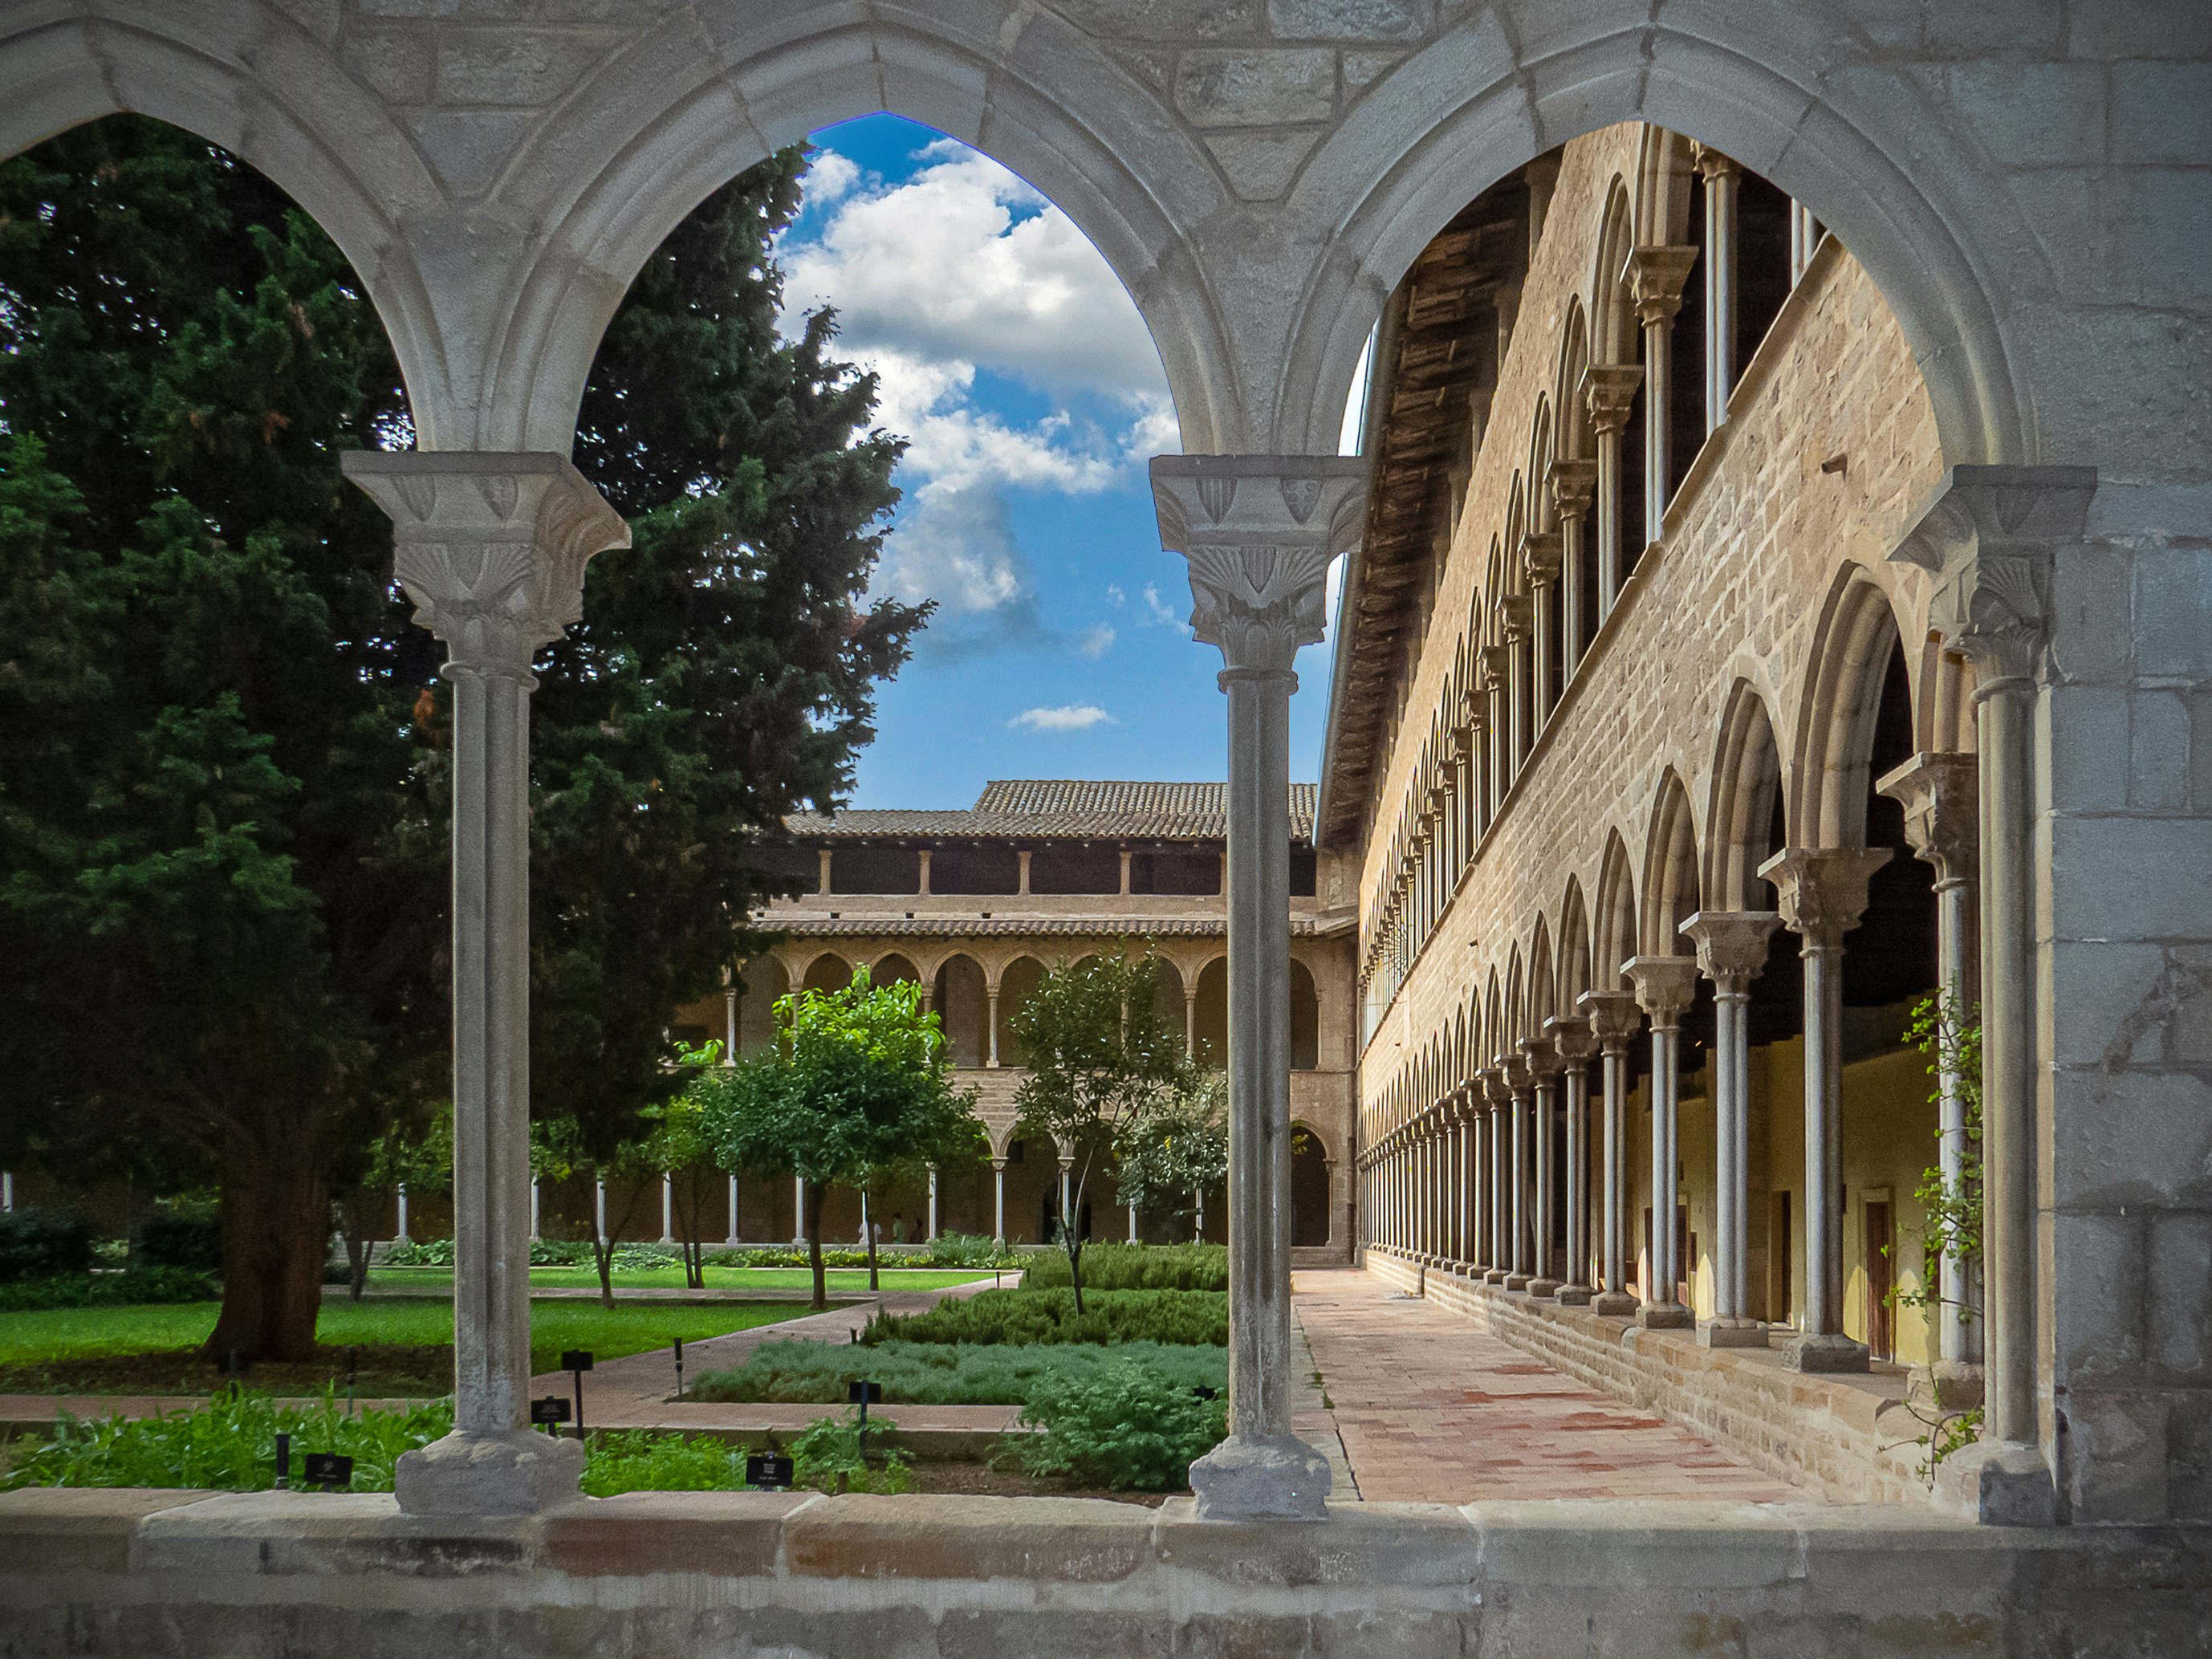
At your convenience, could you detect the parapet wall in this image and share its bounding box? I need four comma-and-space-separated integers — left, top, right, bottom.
4, 1484, 2209, 1658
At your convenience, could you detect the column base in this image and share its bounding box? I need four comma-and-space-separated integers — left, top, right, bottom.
1637, 1300, 1694, 1330
394, 1429, 584, 1517
1929, 1359, 1986, 1411
1482, 1268, 1510, 1285
1933, 1438, 2055, 1527
1591, 1291, 1640, 1316
1526, 1277, 1562, 1298
1555, 1283, 1595, 1307
1189, 1432, 1333, 1520
1783, 1332, 1870, 1373
1503, 1274, 1531, 1292
1698, 1317, 1769, 1348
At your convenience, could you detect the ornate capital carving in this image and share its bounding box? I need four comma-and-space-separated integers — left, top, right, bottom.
1547, 457, 1598, 521
1521, 1035, 1563, 1080
1624, 246, 1700, 327
1892, 464, 2096, 693
342, 452, 630, 680
1877, 752, 1980, 886
1479, 642, 1513, 687
1498, 593, 1535, 644
1497, 1052, 1532, 1093
1150, 455, 1367, 679
1580, 364, 1645, 435
1547, 1013, 1599, 1067
1624, 954, 1700, 1026
1577, 989, 1643, 1050
1520, 531, 1564, 586
1692, 143, 1741, 184
1758, 848, 1894, 945
1679, 910, 1781, 991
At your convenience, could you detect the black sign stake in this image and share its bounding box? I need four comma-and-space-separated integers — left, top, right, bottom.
562, 1350, 594, 1440
345, 1346, 358, 1417
302, 1453, 354, 1490
531, 1396, 571, 1432
848, 1379, 882, 1454
673, 1336, 684, 1402
273, 1432, 290, 1490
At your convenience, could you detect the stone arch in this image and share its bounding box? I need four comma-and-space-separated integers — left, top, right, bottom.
1705, 681, 1788, 909
1557, 879, 1593, 1011
1590, 176, 1641, 365
1633, 126, 1698, 246
872, 953, 920, 986
1527, 399, 1555, 529
1485, 969, 1504, 1066
801, 951, 852, 994
1505, 949, 1527, 1052
735, 954, 789, 1055
931, 953, 989, 1068
1555, 298, 1594, 461
1592, 832, 1639, 987
1289, 958, 1320, 1072
1792, 570, 1912, 849
1289, 1118, 1332, 1248
1640, 771, 1702, 954
994, 955, 1047, 1067
1192, 955, 1229, 1068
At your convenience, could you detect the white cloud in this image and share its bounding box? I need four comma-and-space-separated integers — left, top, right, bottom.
1105, 584, 1126, 605
1076, 624, 1116, 658
1141, 583, 1190, 636
803, 149, 864, 206
1010, 704, 1115, 732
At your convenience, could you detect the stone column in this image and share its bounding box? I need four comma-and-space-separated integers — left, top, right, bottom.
990, 1157, 1006, 1246
1547, 460, 1597, 674
1580, 990, 1643, 1314
1153, 454, 1364, 1519
1579, 365, 1643, 618
1184, 985, 1199, 1059
661, 1174, 674, 1244
343, 450, 628, 1516
1896, 466, 2092, 1525
793, 1175, 806, 1246
1455, 1108, 1473, 1264
1760, 848, 1892, 1371
1501, 596, 1534, 775
726, 1173, 740, 1246
1878, 750, 1982, 1375
929, 1166, 941, 1242
1485, 1072, 1510, 1282
1625, 247, 1700, 544
1522, 531, 1563, 728
917, 848, 932, 896
529, 1178, 540, 1242
986, 983, 1001, 1067
1481, 645, 1511, 814
1523, 1039, 1563, 1294
817, 848, 833, 896
1681, 912, 1780, 1347
1624, 958, 1698, 1328
1500, 1053, 1533, 1288
1057, 1150, 1075, 1245
1549, 1015, 1599, 1303
724, 985, 739, 1059
395, 1181, 411, 1245
1694, 144, 1740, 433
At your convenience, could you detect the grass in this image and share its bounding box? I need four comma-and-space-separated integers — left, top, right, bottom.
866, 1287, 1227, 1348
691, 1337, 1226, 1406
363, 1266, 998, 1293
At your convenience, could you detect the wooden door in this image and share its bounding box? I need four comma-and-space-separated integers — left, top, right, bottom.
1864, 1199, 1893, 1360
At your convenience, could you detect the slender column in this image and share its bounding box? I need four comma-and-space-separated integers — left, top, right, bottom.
1155, 453, 1362, 1519
1580, 991, 1643, 1314
817, 848, 833, 896
1485, 1075, 1509, 1281
1761, 848, 1892, 1370
1579, 366, 1642, 618
1185, 987, 1199, 1059
1524, 1040, 1563, 1295
928, 1166, 941, 1242
793, 1174, 806, 1246
1500, 596, 1534, 774
395, 1182, 412, 1244
1695, 145, 1740, 433
1681, 913, 1781, 1346
1481, 648, 1511, 812
724, 985, 739, 1059
1057, 1152, 1075, 1244
661, 1174, 674, 1244
1624, 958, 1698, 1328
1456, 1110, 1472, 1263
917, 848, 932, 897
345, 452, 627, 1515
1, 1173, 11, 1213
990, 1157, 1007, 1246
595, 1179, 608, 1244
1017, 849, 1031, 895
1879, 751, 1983, 1373
986, 986, 1001, 1067
1128, 1200, 1139, 1244
1501, 1055, 1533, 1288
529, 1178, 540, 1242
1549, 1016, 1599, 1303
1625, 246, 1699, 542
1522, 532, 1563, 726
1120, 849, 1132, 895
1547, 461, 1596, 674
726, 1173, 740, 1246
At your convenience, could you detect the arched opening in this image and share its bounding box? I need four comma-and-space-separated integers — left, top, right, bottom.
932, 954, 989, 1068
994, 956, 1046, 1067
872, 953, 919, 986
802, 953, 853, 996
738, 956, 790, 1055
1193, 958, 1228, 1068
1290, 959, 1321, 1072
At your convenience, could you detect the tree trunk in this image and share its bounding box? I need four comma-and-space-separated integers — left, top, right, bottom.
592, 1233, 616, 1308
805, 1181, 827, 1311
206, 1122, 330, 1364
866, 1189, 880, 1291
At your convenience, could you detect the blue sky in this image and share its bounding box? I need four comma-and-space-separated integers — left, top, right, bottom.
784, 116, 1352, 809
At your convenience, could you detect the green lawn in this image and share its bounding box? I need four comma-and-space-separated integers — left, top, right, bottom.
364, 1266, 999, 1293
0, 1297, 808, 1373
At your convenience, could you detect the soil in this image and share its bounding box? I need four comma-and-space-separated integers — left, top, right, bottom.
897, 1461, 1176, 1505
0, 1345, 450, 1399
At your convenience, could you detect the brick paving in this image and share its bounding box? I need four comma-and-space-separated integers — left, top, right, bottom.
1291, 1270, 1811, 1505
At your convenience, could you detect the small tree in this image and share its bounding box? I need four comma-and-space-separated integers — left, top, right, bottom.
1112, 1070, 1229, 1239
531, 1115, 656, 1308
1011, 949, 1188, 1312
650, 1045, 734, 1289
699, 969, 978, 1311
331, 1107, 451, 1301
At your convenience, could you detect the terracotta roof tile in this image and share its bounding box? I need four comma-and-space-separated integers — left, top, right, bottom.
786, 780, 1317, 842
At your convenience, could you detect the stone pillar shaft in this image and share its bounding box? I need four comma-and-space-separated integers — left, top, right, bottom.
1682, 913, 1779, 1344
1624, 962, 1697, 1328
1698, 147, 1739, 433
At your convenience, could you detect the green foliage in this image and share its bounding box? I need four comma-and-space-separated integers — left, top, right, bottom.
787, 1407, 913, 1494
691, 1336, 1225, 1406
135, 1198, 223, 1274
1021, 1243, 1227, 1293
0, 1208, 93, 1283
910, 1232, 1019, 1269
1110, 1071, 1229, 1222
0, 1267, 216, 1312
1896, 994, 1983, 1330
1007, 1362, 1226, 1492
579, 1429, 750, 1497
0, 1389, 452, 1492
866, 1287, 1227, 1348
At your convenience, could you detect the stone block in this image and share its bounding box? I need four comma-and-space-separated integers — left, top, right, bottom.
1174, 48, 1336, 128
0, 1487, 217, 1576
2132, 691, 2193, 810
340, 24, 436, 103
1050, 0, 1258, 40
541, 1490, 809, 1576
1945, 61, 2106, 168
1340, 49, 1404, 87
1266, 0, 1430, 41
940, 1609, 1173, 1659
1152, 1498, 1476, 1587
400, 108, 539, 196
2048, 1068, 2212, 1210
1466, 1500, 1799, 1590
2165, 1392, 2212, 1523
783, 1492, 1151, 1581
2112, 63, 2212, 165
434, 28, 612, 106
133, 1490, 541, 1578
2039, 685, 2129, 815
1203, 130, 1323, 198
2045, 815, 2212, 945
2064, 1387, 2171, 1523
2145, 1212, 2212, 1381
2048, 1210, 2145, 1380
2136, 545, 2212, 680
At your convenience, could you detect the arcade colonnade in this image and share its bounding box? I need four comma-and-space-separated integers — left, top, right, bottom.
5, 0, 2206, 1528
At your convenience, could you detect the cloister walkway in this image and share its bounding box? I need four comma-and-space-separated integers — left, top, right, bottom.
1291, 1270, 1812, 1505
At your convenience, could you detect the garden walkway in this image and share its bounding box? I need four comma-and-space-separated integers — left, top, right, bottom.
1290, 1269, 1811, 1505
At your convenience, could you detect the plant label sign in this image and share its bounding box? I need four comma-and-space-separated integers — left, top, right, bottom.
301, 1453, 354, 1490
531, 1397, 571, 1426
746, 1454, 794, 1490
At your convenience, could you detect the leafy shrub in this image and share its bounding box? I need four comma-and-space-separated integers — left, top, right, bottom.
913, 1231, 1020, 1268
581, 1429, 747, 1496
530, 1238, 594, 1266
0, 1389, 452, 1492
1007, 1361, 1226, 1491
1022, 1242, 1226, 1293
691, 1337, 1226, 1406
866, 1287, 1226, 1348
0, 1266, 217, 1311
378, 1237, 455, 1267
0, 1209, 93, 1284
789, 1408, 912, 1494
136, 1206, 223, 1274
703, 1245, 876, 1269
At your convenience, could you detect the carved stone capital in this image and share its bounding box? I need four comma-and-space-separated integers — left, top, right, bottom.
1150, 455, 1367, 679
1521, 531, 1564, 586
1547, 457, 1598, 522
1624, 954, 1700, 1026
1498, 1051, 1532, 1093
1580, 364, 1645, 435
342, 451, 630, 681
1521, 1035, 1564, 1080
1547, 1014, 1600, 1067
1578, 989, 1644, 1050
1692, 142, 1741, 184
1499, 593, 1535, 644
1877, 752, 1980, 886
1625, 246, 1700, 327
1679, 911, 1781, 992
1478, 643, 1513, 687
1892, 464, 2096, 693
1758, 848, 1894, 945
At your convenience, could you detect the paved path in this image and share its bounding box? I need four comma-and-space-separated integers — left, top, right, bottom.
1291, 1269, 1809, 1505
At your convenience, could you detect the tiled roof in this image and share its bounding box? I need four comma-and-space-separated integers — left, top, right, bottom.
773, 915, 1340, 938
786, 780, 1318, 842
